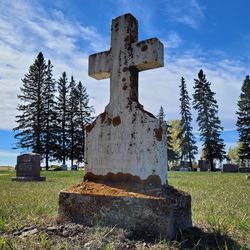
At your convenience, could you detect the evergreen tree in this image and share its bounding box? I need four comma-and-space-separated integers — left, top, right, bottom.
193, 69, 225, 171
75, 81, 94, 163
67, 76, 79, 167
178, 77, 197, 167
236, 75, 250, 166
42, 60, 57, 170
55, 72, 69, 165
14, 52, 47, 154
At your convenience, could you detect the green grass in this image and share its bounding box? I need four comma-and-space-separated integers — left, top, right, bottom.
169, 172, 250, 245
0, 170, 249, 247
0, 170, 83, 231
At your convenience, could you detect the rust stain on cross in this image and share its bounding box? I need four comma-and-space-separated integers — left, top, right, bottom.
88, 13, 164, 110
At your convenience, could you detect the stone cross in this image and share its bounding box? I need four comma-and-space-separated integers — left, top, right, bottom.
89, 13, 164, 110
86, 13, 167, 186
59, 14, 192, 241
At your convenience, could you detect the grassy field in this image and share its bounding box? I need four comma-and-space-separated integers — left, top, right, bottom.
0, 170, 249, 249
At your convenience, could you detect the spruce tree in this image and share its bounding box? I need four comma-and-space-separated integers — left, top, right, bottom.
67, 76, 79, 167
42, 60, 57, 170
75, 81, 94, 163
14, 52, 47, 154
178, 77, 197, 167
236, 75, 250, 166
55, 72, 69, 165
193, 69, 225, 171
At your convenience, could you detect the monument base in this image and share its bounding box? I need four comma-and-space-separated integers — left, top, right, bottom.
58, 181, 192, 240
12, 176, 46, 181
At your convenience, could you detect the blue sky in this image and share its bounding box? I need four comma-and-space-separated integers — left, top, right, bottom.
0, 0, 249, 166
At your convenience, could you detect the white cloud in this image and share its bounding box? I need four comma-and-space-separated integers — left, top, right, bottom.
162, 32, 182, 49
138, 53, 247, 134
0, 0, 108, 130
0, 150, 18, 158
162, 0, 205, 29
0, 0, 247, 141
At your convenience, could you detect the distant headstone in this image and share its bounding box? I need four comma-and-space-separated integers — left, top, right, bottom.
239, 167, 250, 173
222, 164, 239, 173
71, 165, 78, 171
180, 167, 189, 172
12, 153, 45, 181
198, 160, 211, 171
180, 161, 190, 168
61, 165, 67, 171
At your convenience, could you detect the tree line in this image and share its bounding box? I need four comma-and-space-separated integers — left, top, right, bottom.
14, 52, 94, 169
14, 53, 250, 170
158, 69, 250, 170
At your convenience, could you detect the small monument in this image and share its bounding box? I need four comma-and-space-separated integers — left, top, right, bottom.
198, 160, 211, 171
222, 164, 239, 173
59, 13, 191, 240
12, 153, 46, 181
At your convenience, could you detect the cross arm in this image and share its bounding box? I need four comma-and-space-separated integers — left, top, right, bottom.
88, 50, 112, 80
131, 38, 164, 71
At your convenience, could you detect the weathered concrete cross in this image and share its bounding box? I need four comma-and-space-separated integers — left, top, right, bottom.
89, 13, 164, 109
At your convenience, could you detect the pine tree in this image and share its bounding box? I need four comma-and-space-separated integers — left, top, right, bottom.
193, 69, 225, 171
74, 81, 94, 163
55, 72, 69, 165
178, 77, 197, 167
67, 76, 79, 167
14, 52, 47, 154
236, 75, 250, 166
42, 60, 57, 170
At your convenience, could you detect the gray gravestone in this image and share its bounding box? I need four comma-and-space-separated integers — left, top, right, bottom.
12, 153, 46, 181
71, 165, 78, 171
222, 164, 239, 173
239, 167, 250, 173
61, 164, 68, 171
198, 160, 211, 171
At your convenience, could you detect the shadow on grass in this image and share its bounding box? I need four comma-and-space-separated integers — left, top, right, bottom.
128, 225, 245, 249
175, 226, 244, 249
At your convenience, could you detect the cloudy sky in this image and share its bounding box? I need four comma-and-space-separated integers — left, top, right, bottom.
0, 0, 249, 165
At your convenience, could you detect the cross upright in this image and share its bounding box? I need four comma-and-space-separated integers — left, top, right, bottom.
89, 13, 164, 111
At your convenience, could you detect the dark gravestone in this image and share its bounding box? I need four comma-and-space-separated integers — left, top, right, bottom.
239, 167, 250, 173
12, 153, 46, 181
222, 164, 239, 173
71, 165, 78, 171
180, 161, 189, 168
198, 160, 211, 171
61, 165, 68, 171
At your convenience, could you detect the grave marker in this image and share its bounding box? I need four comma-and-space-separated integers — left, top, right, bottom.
59, 13, 192, 240
86, 13, 166, 185
12, 153, 46, 181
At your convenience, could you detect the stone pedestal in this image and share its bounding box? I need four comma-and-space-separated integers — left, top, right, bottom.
58, 181, 192, 240
12, 153, 46, 181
